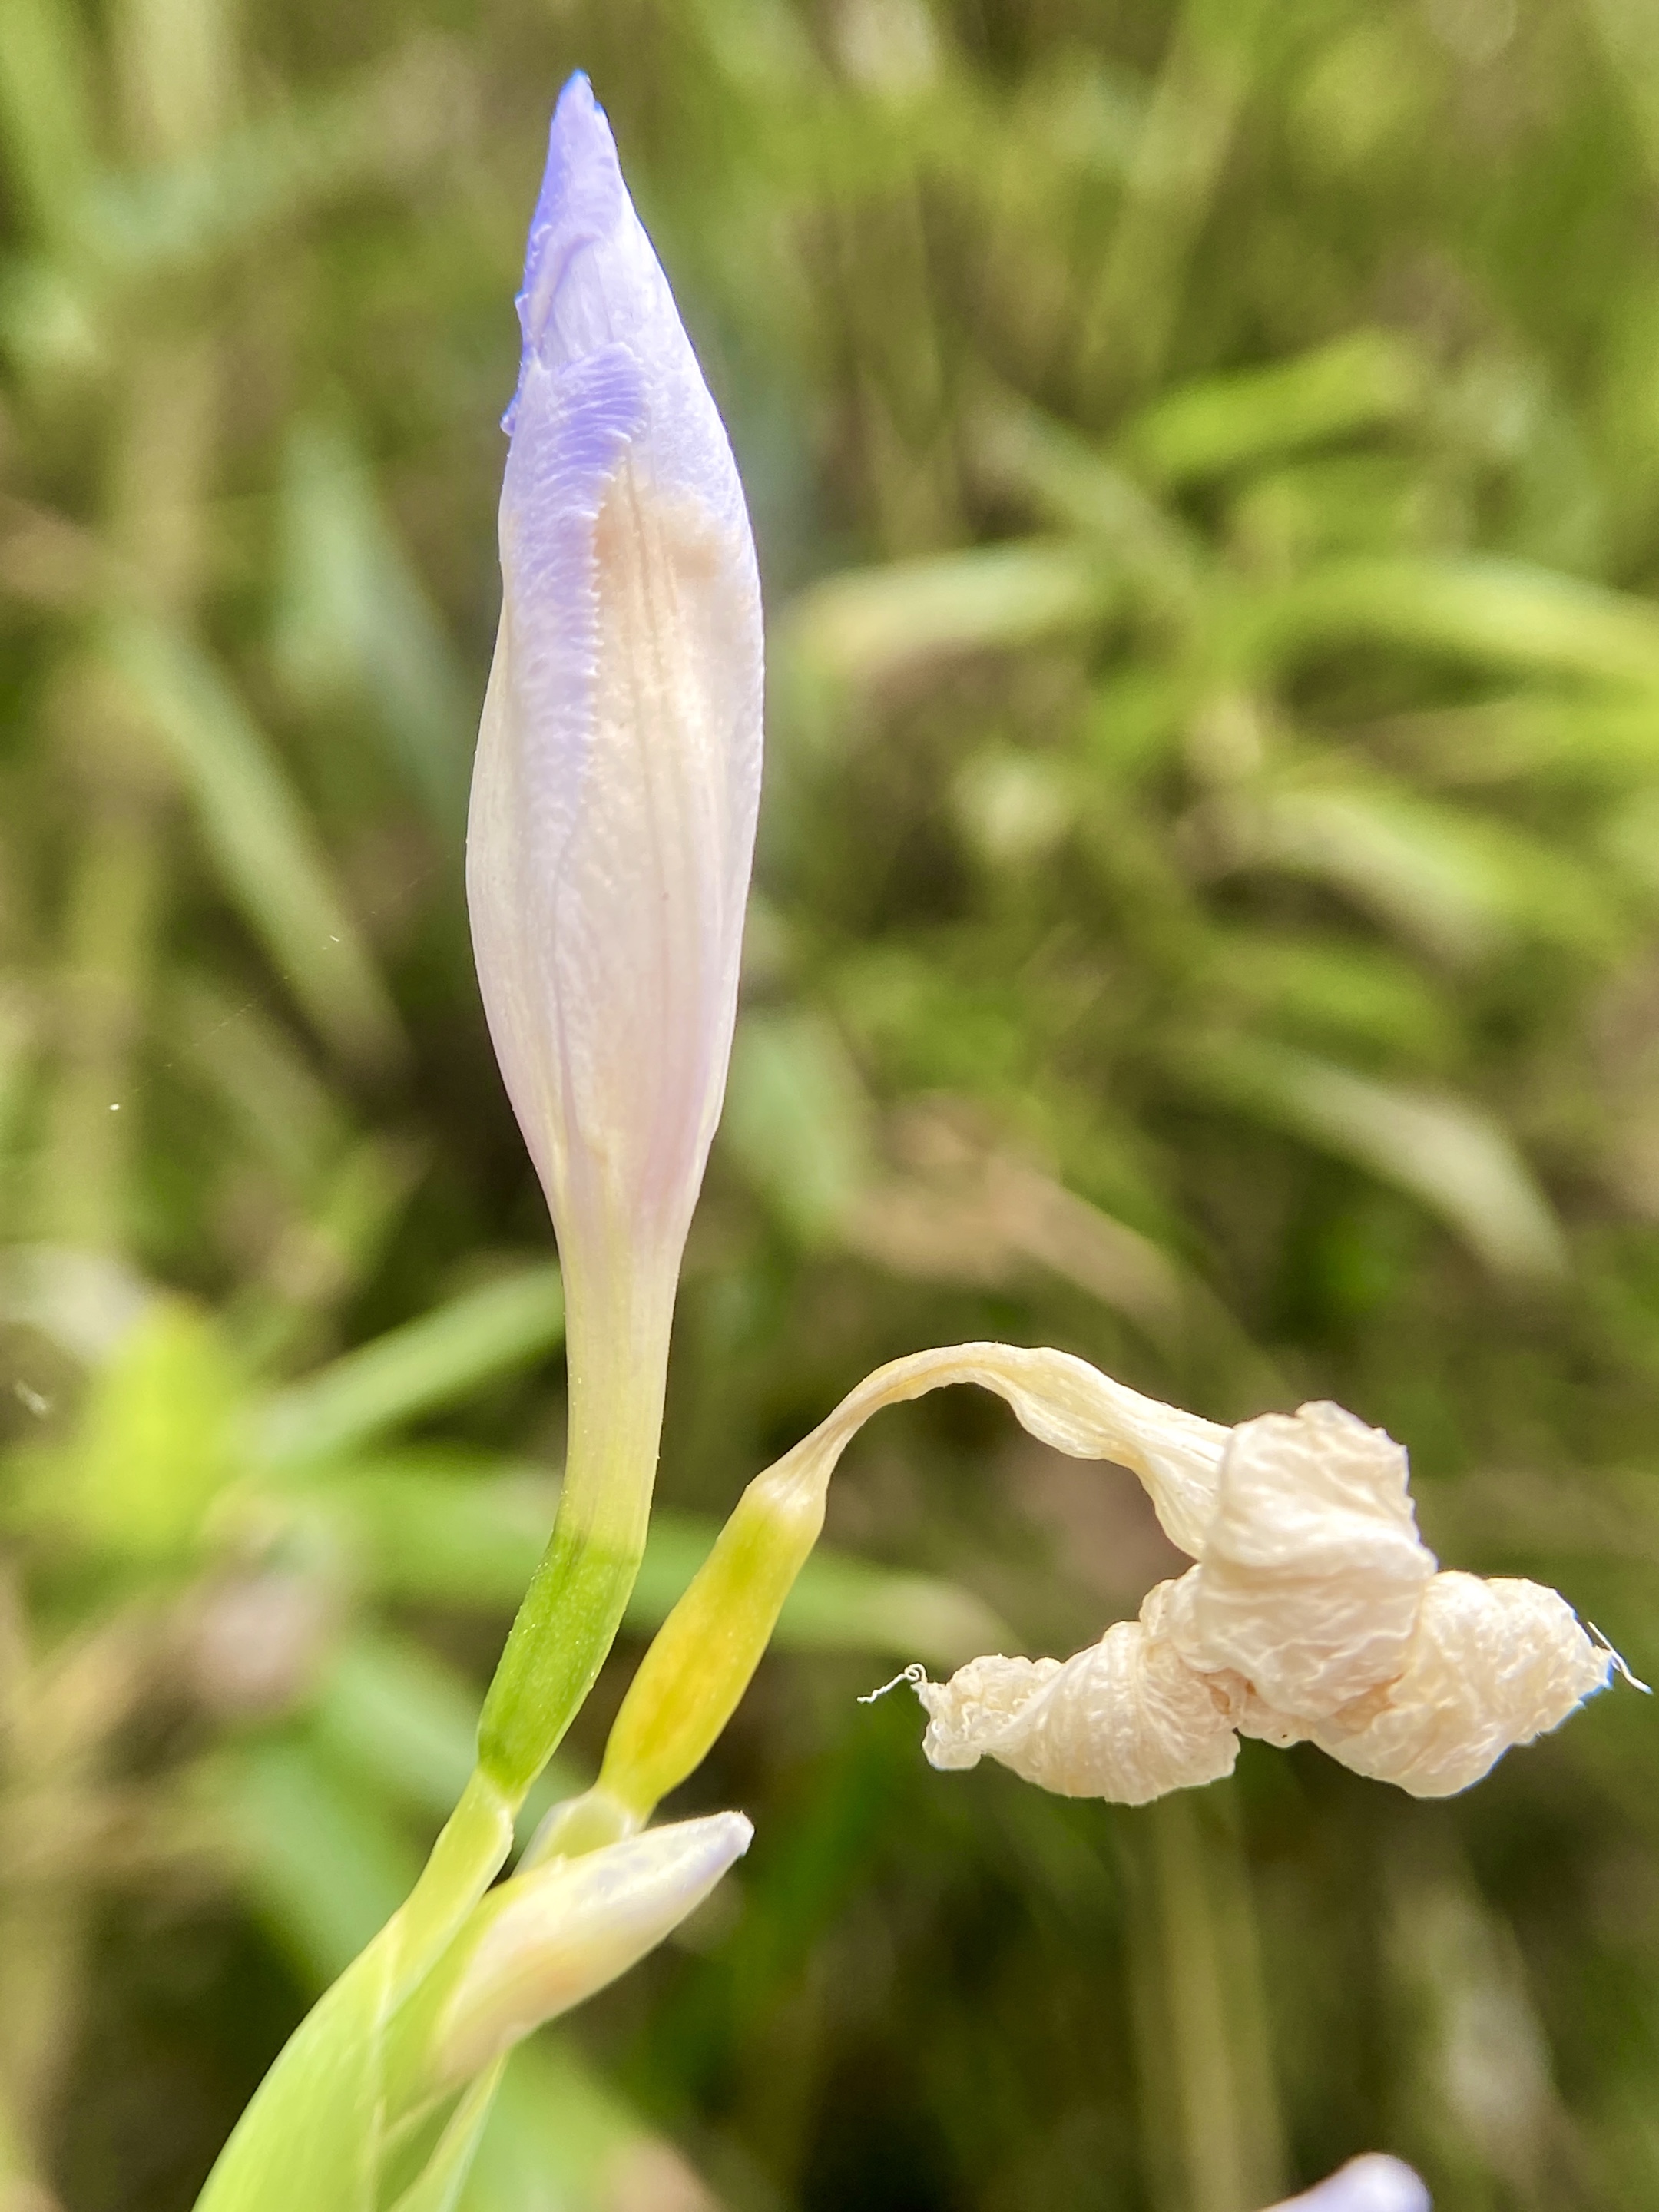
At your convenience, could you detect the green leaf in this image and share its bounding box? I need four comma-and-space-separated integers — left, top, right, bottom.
1184, 1038, 1566, 1280
257, 1268, 565, 1469
1237, 555, 1659, 689
193, 1911, 399, 2212
274, 417, 473, 830
720, 1010, 874, 1246
197, 1768, 513, 2212
783, 541, 1118, 685
1126, 329, 1429, 485
106, 615, 404, 1074
16, 1298, 242, 1565
1210, 782, 1621, 965
224, 1737, 422, 1983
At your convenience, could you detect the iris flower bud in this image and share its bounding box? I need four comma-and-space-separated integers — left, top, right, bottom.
468, 75, 763, 1788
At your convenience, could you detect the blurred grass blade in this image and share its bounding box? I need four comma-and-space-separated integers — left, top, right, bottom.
1238, 555, 1659, 687
1075, 0, 1267, 399
297, 1459, 555, 1607
461, 2037, 727, 2212
1126, 1793, 1286, 2211
257, 1267, 565, 1468
106, 614, 403, 1073
1207, 783, 1620, 965
768, 1546, 1012, 1666
304, 1460, 1008, 1667
168, 973, 346, 1189
972, 394, 1200, 592
91, 38, 474, 280
783, 541, 1115, 685
720, 1009, 874, 1247
226, 1737, 420, 1982
0, 0, 95, 245
1187, 1038, 1566, 1280
275, 417, 473, 830
306, 1630, 577, 1842
1203, 930, 1454, 1064
310, 1634, 496, 1830
1125, 330, 1428, 485
1585, 0, 1659, 187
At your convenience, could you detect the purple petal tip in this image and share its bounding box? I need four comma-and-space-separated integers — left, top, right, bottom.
505, 72, 627, 434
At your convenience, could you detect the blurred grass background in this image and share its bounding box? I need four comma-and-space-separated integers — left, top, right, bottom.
3, 0, 1659, 2206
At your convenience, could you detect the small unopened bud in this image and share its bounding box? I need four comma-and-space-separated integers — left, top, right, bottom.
421, 1811, 751, 2091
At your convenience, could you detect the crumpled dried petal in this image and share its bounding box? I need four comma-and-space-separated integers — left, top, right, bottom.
917, 1604, 1240, 1804
1164, 1400, 1435, 1720
1312, 1570, 1611, 1797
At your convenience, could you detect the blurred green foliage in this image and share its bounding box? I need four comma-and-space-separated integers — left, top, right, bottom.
3, 0, 1659, 2207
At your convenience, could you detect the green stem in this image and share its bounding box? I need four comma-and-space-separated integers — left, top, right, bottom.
477, 1255, 674, 1796
394, 1770, 518, 1996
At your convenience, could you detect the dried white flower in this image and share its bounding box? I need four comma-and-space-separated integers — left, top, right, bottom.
748, 1339, 1611, 1803
910, 1375, 1610, 1802
700, 1336, 1610, 1804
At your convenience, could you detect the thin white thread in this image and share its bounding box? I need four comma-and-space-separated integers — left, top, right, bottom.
858, 1663, 926, 1705
1589, 1621, 1651, 1694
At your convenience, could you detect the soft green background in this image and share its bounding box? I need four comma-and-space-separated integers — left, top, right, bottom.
3, 0, 1658, 2206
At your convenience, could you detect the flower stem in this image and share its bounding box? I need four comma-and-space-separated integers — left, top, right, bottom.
477, 1259, 673, 1796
